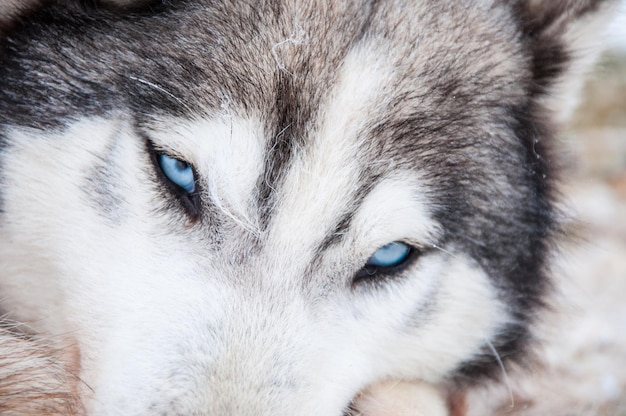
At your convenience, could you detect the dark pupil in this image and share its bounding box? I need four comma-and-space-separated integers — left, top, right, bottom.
175, 160, 188, 171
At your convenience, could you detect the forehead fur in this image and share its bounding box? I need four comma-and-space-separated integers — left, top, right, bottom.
0, 0, 536, 206
0, 0, 530, 125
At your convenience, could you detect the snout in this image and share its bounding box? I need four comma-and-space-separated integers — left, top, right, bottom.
167, 310, 369, 415
77, 289, 373, 416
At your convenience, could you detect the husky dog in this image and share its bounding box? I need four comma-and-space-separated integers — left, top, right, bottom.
0, 0, 619, 414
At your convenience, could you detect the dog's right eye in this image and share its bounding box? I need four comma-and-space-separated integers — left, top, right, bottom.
146, 140, 201, 220
158, 153, 196, 193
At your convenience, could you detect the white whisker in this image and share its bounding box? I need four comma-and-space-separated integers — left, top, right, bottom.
486, 340, 515, 410
128, 76, 194, 114
430, 243, 461, 261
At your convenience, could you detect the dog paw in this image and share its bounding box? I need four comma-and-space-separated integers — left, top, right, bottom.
351, 380, 449, 416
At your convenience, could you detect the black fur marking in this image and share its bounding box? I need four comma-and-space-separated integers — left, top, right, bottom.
257, 72, 310, 231
317, 212, 355, 254
0, 128, 8, 215
0, 1, 195, 131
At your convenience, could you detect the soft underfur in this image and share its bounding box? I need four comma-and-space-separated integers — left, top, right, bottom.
0, 0, 618, 415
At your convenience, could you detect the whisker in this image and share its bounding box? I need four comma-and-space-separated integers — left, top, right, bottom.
486, 340, 515, 410
128, 76, 194, 114
430, 243, 461, 261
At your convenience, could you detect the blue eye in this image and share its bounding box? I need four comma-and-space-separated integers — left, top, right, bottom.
367, 242, 412, 268
158, 153, 196, 193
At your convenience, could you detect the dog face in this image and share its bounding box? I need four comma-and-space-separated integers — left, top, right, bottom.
0, 1, 616, 414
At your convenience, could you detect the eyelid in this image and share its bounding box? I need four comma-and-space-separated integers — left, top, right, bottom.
148, 141, 190, 165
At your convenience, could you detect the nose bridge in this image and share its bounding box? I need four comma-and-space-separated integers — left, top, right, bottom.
192, 245, 361, 415
206, 289, 319, 414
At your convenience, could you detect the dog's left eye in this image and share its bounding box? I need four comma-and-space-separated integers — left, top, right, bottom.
366, 242, 411, 267
158, 154, 196, 193
353, 241, 417, 285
